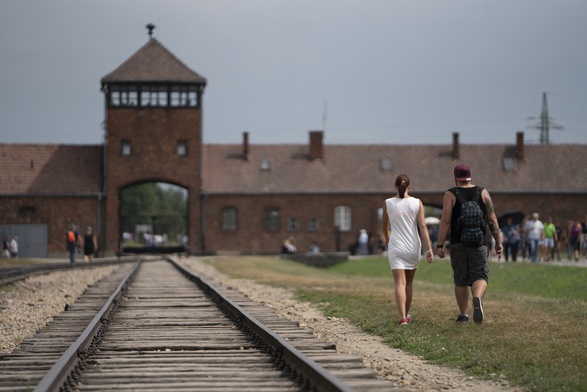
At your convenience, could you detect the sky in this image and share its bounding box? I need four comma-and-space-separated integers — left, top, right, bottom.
1, 0, 586, 146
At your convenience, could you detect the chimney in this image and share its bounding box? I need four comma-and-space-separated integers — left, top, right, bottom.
309, 131, 324, 160
242, 131, 249, 161
516, 131, 524, 160
452, 132, 460, 159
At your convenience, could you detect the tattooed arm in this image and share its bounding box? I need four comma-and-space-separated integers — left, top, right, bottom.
483, 189, 503, 257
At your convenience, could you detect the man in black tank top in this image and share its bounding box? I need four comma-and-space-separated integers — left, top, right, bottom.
436, 164, 503, 324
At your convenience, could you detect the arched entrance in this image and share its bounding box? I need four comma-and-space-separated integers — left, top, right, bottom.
119, 182, 188, 253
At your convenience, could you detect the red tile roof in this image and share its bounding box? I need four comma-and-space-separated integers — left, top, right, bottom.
202, 143, 587, 195
0, 144, 102, 195
1, 141, 585, 197
101, 38, 206, 84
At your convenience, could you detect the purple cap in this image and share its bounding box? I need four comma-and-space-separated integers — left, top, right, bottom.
454, 164, 472, 181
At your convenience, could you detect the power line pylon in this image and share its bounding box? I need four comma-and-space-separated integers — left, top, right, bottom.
527, 92, 563, 144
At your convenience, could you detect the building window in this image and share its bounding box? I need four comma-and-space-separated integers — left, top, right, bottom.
259, 158, 271, 171
170, 85, 198, 107
503, 157, 516, 172
222, 207, 238, 232
287, 217, 299, 232
308, 217, 319, 232
334, 206, 351, 232
140, 85, 168, 107
19, 206, 36, 217
121, 141, 131, 156
380, 158, 393, 172
110, 85, 138, 107
264, 207, 280, 231
177, 141, 187, 157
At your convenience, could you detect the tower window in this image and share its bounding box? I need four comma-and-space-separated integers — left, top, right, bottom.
121, 141, 131, 156
171, 86, 198, 107
177, 141, 187, 157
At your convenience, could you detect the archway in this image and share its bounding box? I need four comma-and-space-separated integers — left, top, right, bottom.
119, 182, 188, 252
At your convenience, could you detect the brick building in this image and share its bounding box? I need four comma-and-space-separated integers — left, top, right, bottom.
1, 37, 586, 258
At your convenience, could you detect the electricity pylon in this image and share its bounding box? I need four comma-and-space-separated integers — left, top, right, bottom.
527, 92, 563, 144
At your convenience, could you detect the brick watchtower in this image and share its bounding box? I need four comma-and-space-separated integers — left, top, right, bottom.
100, 26, 207, 253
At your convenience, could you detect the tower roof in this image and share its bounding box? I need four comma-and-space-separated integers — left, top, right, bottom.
101, 38, 206, 85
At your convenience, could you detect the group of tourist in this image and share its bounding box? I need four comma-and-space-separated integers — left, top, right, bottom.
501, 214, 587, 262
1, 235, 19, 259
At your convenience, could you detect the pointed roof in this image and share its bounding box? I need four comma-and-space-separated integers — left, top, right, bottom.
101, 38, 206, 84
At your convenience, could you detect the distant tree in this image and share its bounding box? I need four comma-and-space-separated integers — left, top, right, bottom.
120, 183, 187, 244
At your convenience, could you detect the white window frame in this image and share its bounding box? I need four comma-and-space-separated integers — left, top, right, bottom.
334, 206, 351, 232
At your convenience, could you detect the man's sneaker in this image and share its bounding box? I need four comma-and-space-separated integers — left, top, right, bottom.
456, 313, 469, 324
473, 297, 484, 324
399, 318, 410, 326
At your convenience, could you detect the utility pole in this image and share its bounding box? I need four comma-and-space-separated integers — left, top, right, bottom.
528, 92, 563, 144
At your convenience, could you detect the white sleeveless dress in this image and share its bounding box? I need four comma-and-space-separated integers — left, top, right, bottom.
385, 196, 422, 270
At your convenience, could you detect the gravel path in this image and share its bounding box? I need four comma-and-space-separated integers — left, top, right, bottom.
0, 265, 117, 353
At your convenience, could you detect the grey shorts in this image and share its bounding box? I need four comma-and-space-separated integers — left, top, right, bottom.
450, 243, 489, 286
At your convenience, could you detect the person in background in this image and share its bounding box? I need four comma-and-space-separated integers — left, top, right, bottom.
382, 174, 434, 327
308, 241, 320, 254
2, 236, 10, 258
526, 213, 544, 262
357, 229, 369, 255
552, 221, 563, 261
436, 164, 502, 325
569, 219, 582, 262
542, 217, 557, 262
82, 226, 98, 262
66, 224, 80, 265
502, 218, 519, 262
9, 235, 19, 259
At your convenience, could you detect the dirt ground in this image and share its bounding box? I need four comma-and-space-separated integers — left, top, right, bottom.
180, 257, 527, 392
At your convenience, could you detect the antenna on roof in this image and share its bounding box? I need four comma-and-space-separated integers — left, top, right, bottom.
146, 23, 156, 39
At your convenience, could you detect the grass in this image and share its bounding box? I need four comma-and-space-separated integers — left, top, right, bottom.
203, 255, 587, 392
0, 258, 45, 268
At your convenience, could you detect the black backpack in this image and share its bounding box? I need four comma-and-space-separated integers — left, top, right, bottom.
453, 187, 486, 247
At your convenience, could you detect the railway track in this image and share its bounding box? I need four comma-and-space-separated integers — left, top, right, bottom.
0, 257, 404, 391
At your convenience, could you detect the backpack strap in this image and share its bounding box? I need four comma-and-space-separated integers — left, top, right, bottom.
471, 186, 481, 203
452, 186, 481, 205
452, 187, 467, 206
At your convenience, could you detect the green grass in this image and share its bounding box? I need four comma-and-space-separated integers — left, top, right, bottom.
0, 258, 45, 268
204, 255, 587, 392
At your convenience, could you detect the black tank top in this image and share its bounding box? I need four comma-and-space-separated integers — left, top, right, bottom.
449, 186, 486, 244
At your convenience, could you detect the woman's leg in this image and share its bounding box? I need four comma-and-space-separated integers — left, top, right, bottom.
392, 269, 407, 319
404, 269, 417, 316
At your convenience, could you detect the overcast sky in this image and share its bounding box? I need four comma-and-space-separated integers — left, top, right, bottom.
1, 0, 586, 146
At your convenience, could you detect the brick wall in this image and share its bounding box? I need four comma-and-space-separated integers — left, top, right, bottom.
0, 196, 101, 254
104, 107, 202, 253
202, 191, 585, 254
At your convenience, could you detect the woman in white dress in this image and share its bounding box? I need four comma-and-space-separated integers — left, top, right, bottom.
382, 174, 434, 326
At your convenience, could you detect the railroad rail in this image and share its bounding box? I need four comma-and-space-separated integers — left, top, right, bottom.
0, 257, 402, 391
